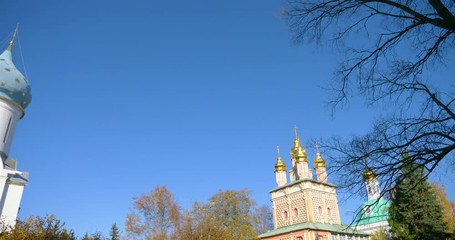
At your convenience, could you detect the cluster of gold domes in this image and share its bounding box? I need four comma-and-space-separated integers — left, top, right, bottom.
291, 127, 308, 164
274, 126, 326, 172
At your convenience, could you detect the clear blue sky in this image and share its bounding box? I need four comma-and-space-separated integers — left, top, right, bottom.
1, 0, 454, 236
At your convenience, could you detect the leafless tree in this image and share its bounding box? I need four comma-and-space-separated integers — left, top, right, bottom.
284, 0, 455, 204
251, 205, 274, 235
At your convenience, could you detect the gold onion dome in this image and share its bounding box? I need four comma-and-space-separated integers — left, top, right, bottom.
292, 126, 308, 162
313, 144, 326, 168
274, 146, 286, 172
291, 137, 300, 157
295, 145, 308, 163
362, 168, 377, 181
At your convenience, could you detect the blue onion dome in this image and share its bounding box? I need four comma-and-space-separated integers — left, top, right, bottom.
0, 46, 32, 113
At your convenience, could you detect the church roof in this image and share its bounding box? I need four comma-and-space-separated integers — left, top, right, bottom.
258, 222, 369, 238
269, 177, 336, 193
355, 198, 390, 226
0, 33, 32, 113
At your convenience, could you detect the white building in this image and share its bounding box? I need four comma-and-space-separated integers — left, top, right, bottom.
354, 169, 390, 235
0, 29, 32, 228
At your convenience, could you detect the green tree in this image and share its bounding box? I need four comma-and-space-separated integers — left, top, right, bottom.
284, 0, 455, 203
0, 215, 76, 240
109, 223, 121, 240
389, 163, 447, 239
125, 185, 181, 240
81, 232, 104, 240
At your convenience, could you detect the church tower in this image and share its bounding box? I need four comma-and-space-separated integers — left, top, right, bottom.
0, 28, 32, 228
274, 146, 287, 187
355, 168, 390, 234
291, 126, 312, 181
260, 128, 369, 240
314, 145, 327, 183
363, 168, 380, 200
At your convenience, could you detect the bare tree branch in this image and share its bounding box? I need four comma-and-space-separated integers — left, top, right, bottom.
285, 0, 455, 223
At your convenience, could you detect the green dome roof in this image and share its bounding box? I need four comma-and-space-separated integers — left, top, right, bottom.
355, 199, 390, 226
0, 48, 32, 112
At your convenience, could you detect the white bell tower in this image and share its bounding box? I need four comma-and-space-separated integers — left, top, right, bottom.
0, 27, 32, 229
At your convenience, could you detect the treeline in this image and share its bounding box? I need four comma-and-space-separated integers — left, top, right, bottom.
0, 188, 271, 240
0, 216, 120, 240
4, 166, 455, 240
125, 187, 272, 240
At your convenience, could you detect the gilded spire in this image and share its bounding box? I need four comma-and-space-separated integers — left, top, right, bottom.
292, 126, 308, 162
314, 143, 326, 168
293, 125, 300, 148
275, 146, 286, 172
362, 167, 377, 181
7, 24, 19, 52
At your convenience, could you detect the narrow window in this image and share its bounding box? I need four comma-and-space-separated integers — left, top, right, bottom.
318, 206, 322, 215
3, 117, 11, 143
294, 208, 299, 217
283, 211, 288, 220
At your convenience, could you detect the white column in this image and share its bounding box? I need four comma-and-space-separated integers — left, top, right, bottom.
276, 171, 287, 187
0, 171, 9, 227
1, 182, 25, 228
0, 101, 22, 157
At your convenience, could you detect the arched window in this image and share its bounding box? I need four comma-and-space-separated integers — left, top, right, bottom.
293, 208, 299, 217
364, 206, 372, 216
318, 206, 322, 215
283, 210, 288, 220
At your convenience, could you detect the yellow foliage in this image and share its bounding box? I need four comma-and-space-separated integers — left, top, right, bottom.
431, 183, 455, 233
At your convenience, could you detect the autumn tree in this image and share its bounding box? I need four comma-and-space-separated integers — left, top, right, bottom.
431, 182, 455, 233
284, 0, 455, 204
178, 189, 258, 240
388, 163, 447, 239
175, 210, 196, 239
370, 229, 388, 240
125, 186, 181, 240
0, 215, 76, 240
